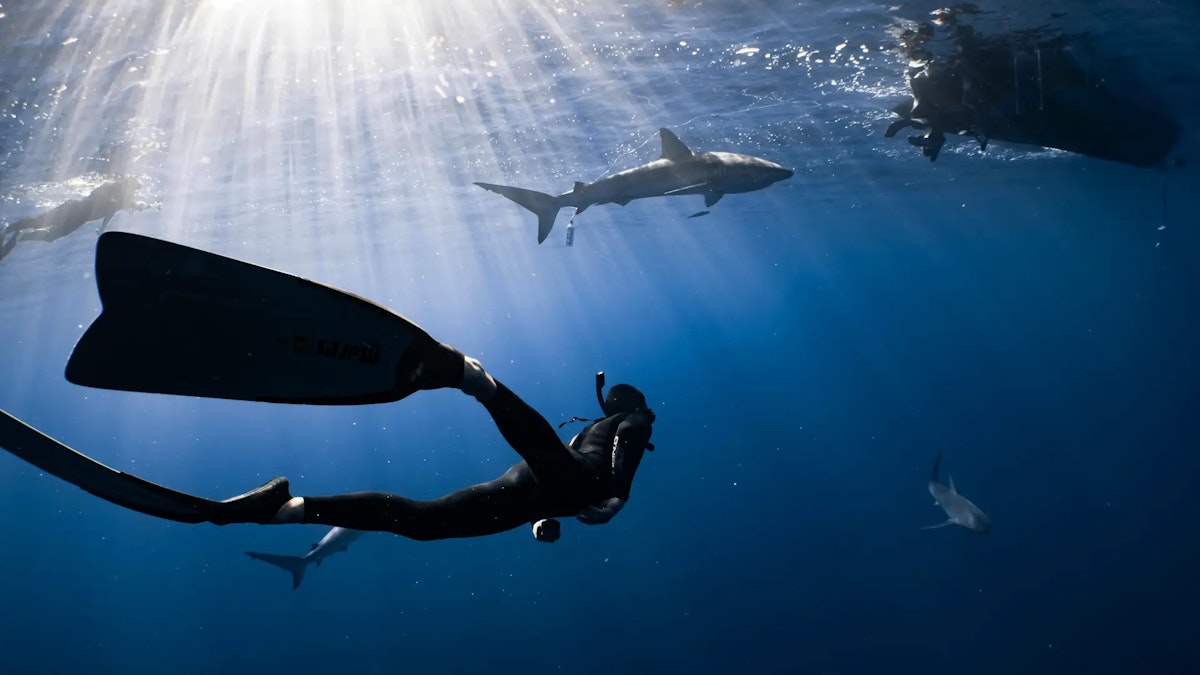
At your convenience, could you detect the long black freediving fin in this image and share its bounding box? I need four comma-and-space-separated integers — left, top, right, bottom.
0, 409, 210, 523
65, 231, 437, 405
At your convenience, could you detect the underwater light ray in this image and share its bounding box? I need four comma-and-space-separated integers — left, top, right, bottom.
3, 0, 809, 317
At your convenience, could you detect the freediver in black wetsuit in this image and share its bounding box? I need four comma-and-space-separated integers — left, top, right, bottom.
207, 337, 656, 543
0, 177, 141, 263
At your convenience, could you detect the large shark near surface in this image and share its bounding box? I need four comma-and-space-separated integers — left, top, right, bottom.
923, 452, 991, 534
246, 526, 366, 590
475, 127, 793, 244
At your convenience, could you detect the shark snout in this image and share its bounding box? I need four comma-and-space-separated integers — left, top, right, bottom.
771, 165, 794, 183
970, 513, 992, 533
742, 160, 793, 188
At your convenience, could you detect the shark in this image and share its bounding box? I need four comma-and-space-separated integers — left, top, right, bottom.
474, 127, 793, 244
923, 452, 991, 534
246, 526, 366, 590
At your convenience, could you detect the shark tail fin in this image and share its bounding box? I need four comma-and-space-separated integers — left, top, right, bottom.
246, 551, 308, 590
473, 182, 562, 244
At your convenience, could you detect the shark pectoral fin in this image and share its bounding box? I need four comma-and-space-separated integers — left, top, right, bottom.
664, 183, 706, 196
949, 474, 957, 493
572, 181, 587, 193
704, 191, 724, 207
659, 128, 694, 161
615, 198, 632, 206
921, 520, 954, 530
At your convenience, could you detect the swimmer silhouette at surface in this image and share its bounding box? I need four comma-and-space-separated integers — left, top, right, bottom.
0, 177, 142, 263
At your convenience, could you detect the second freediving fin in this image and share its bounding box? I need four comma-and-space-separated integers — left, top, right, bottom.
0, 408, 296, 525
65, 232, 437, 405
0, 409, 209, 523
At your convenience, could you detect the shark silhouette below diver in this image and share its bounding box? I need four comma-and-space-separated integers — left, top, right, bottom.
924, 452, 991, 534
246, 526, 366, 590
474, 127, 793, 244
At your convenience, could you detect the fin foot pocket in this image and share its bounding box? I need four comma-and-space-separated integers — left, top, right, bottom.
206, 477, 293, 525
396, 336, 466, 394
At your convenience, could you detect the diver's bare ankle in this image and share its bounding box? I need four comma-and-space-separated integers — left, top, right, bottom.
461, 356, 498, 401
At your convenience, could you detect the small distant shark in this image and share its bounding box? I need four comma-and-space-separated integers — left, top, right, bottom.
923, 452, 991, 533
474, 127, 793, 244
246, 527, 366, 590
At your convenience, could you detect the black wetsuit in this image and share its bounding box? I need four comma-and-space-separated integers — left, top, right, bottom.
301, 382, 653, 540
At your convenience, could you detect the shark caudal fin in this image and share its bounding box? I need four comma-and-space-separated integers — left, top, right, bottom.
246, 551, 309, 590
473, 182, 562, 244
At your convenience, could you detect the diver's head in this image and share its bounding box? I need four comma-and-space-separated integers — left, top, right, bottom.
602, 383, 647, 417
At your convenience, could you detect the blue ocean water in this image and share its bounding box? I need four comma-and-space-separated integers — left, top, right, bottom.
0, 1, 1197, 673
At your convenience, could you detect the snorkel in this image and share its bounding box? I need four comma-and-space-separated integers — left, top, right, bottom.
594, 371, 607, 412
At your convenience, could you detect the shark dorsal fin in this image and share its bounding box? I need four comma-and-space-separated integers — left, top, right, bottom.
573, 181, 587, 193
659, 128, 693, 161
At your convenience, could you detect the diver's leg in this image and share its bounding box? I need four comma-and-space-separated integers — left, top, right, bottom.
480, 382, 585, 484
398, 340, 578, 481
299, 465, 540, 540
15, 203, 82, 243
403, 339, 572, 475
17, 228, 54, 242
0, 229, 17, 262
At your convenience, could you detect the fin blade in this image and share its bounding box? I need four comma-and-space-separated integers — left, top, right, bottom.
921, 520, 954, 530
0, 409, 210, 523
705, 191, 724, 207
65, 232, 429, 405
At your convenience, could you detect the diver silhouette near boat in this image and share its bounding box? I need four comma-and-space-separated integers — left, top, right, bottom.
885, 9, 1182, 167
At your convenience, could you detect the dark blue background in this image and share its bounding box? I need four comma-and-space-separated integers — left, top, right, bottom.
1, 1, 1197, 673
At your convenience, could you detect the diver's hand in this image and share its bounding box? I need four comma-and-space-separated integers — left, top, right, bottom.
532, 518, 561, 543
576, 497, 625, 525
